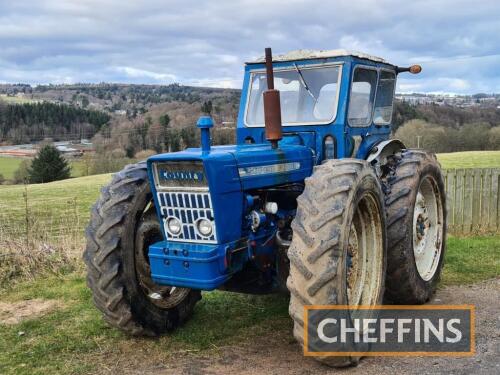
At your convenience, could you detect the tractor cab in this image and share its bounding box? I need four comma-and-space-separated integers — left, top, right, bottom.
237, 49, 401, 162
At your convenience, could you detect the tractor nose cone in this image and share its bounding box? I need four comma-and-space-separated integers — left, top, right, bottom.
197, 116, 214, 153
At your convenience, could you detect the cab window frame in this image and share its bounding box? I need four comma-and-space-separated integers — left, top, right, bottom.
373, 68, 397, 126
348, 65, 379, 128
243, 62, 343, 127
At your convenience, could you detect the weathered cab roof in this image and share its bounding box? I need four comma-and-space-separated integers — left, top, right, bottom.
247, 49, 389, 65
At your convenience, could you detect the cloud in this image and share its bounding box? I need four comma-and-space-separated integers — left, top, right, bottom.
0, 0, 498, 93
115, 67, 176, 82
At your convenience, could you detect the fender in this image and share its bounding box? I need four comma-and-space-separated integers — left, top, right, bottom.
366, 139, 406, 176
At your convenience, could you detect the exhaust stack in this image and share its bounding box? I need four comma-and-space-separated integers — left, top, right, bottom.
263, 47, 282, 149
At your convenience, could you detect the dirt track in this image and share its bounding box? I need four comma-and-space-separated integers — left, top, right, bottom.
104, 279, 499, 375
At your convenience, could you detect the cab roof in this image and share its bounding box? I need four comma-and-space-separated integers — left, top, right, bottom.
247, 49, 390, 65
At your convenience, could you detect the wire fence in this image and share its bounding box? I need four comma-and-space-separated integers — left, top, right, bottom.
0, 183, 93, 286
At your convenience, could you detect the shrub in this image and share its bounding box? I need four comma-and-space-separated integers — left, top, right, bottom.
110, 149, 127, 158
89, 152, 134, 175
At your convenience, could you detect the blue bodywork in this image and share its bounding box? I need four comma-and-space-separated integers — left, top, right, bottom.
147, 54, 398, 292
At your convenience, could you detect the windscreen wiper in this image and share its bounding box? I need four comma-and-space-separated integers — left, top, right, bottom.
293, 63, 317, 103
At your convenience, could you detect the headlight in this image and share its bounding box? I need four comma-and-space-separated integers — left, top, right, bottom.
196, 218, 213, 236
166, 217, 182, 235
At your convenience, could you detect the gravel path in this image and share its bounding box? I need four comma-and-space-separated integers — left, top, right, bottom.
110, 279, 500, 375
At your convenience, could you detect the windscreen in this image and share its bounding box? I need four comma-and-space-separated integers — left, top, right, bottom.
245, 65, 341, 126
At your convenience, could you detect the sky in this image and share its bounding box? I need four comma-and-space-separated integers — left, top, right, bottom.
0, 0, 499, 94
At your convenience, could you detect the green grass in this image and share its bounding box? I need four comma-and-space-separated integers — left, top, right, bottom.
0, 235, 498, 374
0, 174, 111, 238
70, 160, 88, 177
0, 274, 290, 375
442, 235, 500, 285
0, 157, 24, 180
436, 150, 500, 169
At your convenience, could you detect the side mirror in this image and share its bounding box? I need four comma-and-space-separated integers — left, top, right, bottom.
396, 64, 422, 74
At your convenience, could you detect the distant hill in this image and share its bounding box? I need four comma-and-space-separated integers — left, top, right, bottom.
0, 83, 240, 118
0, 83, 241, 145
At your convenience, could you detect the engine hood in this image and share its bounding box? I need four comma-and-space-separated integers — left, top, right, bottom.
147, 143, 314, 192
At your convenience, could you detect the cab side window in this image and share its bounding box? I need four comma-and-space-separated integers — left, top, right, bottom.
373, 70, 396, 125
348, 67, 378, 127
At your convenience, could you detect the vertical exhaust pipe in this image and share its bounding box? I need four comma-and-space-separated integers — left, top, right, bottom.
263, 47, 282, 149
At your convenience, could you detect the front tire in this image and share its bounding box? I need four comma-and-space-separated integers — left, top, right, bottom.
383, 150, 446, 304
83, 162, 201, 335
287, 159, 387, 367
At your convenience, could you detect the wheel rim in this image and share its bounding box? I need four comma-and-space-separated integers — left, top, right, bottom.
346, 192, 384, 306
134, 203, 190, 309
413, 176, 444, 281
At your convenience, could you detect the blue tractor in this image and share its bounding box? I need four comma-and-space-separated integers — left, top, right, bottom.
84, 48, 446, 366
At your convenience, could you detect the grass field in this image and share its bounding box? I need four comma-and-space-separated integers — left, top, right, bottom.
0, 174, 111, 240
0, 173, 498, 374
0, 157, 24, 180
436, 150, 500, 169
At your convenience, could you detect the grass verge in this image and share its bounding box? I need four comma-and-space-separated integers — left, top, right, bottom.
442, 235, 500, 285
0, 275, 290, 375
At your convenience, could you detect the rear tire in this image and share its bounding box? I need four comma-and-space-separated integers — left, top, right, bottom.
287, 159, 387, 367
383, 150, 446, 304
83, 162, 201, 335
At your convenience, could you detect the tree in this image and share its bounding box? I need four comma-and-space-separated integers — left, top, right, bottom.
165, 129, 181, 152
394, 120, 448, 152
488, 126, 500, 150
201, 100, 213, 115
159, 113, 170, 128
81, 95, 90, 108
180, 126, 199, 148
29, 145, 71, 183
458, 123, 490, 151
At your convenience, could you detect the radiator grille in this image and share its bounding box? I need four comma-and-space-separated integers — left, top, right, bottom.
157, 190, 217, 243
